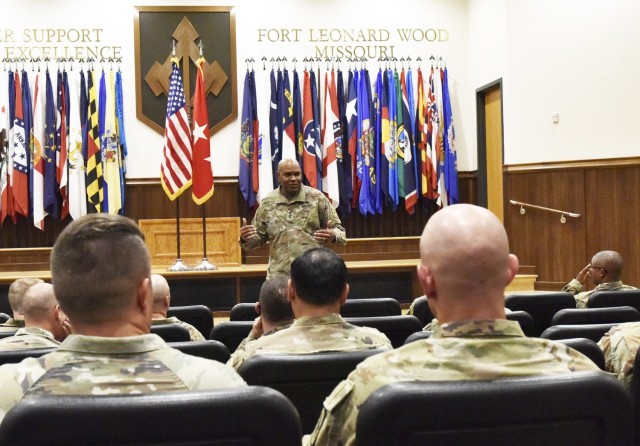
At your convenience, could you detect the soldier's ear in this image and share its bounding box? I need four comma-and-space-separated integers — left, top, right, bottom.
137, 277, 152, 314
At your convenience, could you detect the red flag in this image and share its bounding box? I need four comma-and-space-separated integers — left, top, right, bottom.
11, 72, 28, 217
302, 70, 319, 188
160, 60, 192, 200
191, 59, 214, 204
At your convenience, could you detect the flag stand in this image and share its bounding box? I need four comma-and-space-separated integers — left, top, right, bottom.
193, 203, 217, 271
168, 196, 191, 272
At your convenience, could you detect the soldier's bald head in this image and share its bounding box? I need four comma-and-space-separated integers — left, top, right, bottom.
592, 250, 624, 281
419, 204, 517, 301
278, 158, 300, 172
8, 277, 44, 315
22, 283, 58, 324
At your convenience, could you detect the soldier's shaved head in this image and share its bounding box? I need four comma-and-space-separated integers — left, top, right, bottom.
417, 204, 519, 323
151, 274, 171, 316
8, 277, 44, 317
21, 282, 67, 341
591, 250, 624, 282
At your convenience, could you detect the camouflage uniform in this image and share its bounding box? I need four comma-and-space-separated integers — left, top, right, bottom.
231, 323, 292, 362
0, 327, 60, 350
0, 333, 246, 423
0, 318, 25, 336
598, 321, 640, 389
241, 185, 346, 278
304, 319, 600, 446
562, 279, 637, 308
228, 314, 391, 370
152, 316, 205, 341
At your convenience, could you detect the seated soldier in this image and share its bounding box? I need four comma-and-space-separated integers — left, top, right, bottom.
562, 250, 636, 308
305, 204, 600, 446
150, 274, 205, 341
598, 322, 640, 389
228, 275, 295, 368
0, 214, 246, 423
0, 278, 44, 335
0, 283, 68, 350
228, 247, 391, 370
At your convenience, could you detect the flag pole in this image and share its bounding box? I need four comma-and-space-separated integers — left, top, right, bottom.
193, 202, 216, 271
167, 40, 190, 272
193, 42, 216, 271
168, 195, 190, 272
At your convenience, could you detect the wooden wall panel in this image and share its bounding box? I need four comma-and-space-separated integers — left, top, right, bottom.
1, 173, 477, 249
505, 158, 640, 288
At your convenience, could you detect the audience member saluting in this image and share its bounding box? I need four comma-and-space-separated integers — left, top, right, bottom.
0, 213, 246, 424
240, 158, 346, 279
562, 250, 636, 308
305, 204, 601, 446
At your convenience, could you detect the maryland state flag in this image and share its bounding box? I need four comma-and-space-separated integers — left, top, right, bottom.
192, 59, 214, 204
85, 70, 103, 212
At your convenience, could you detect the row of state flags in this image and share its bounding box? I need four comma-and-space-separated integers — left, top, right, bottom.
239, 62, 459, 216
160, 58, 214, 204
0, 65, 128, 228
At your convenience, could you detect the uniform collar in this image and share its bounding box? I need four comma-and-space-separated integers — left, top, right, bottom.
436, 319, 525, 338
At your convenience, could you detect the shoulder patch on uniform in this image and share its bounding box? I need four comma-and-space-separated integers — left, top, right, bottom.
323, 379, 354, 412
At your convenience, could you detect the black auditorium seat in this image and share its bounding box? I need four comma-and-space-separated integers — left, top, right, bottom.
629, 352, 640, 445
540, 323, 619, 343
0, 312, 10, 323
229, 303, 258, 321
238, 349, 387, 434
0, 347, 56, 366
0, 332, 15, 340
167, 304, 213, 339
150, 323, 191, 342
555, 338, 606, 370
210, 321, 253, 353
345, 315, 423, 348
409, 295, 434, 327
506, 310, 536, 337
404, 331, 434, 344
340, 298, 401, 318
588, 290, 640, 313
0, 387, 302, 446
504, 292, 576, 336
356, 372, 632, 446
551, 306, 640, 326
167, 340, 230, 363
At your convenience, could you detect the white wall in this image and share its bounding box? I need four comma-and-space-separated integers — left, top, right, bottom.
2, 0, 636, 180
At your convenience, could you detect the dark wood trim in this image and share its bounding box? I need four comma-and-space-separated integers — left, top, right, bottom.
505, 156, 640, 173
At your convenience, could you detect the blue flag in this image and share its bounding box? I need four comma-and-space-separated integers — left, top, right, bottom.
115, 70, 128, 214
292, 69, 304, 168
373, 70, 383, 214
442, 67, 459, 205
21, 71, 33, 217
345, 70, 358, 210
357, 69, 371, 215
239, 70, 257, 208
309, 69, 323, 192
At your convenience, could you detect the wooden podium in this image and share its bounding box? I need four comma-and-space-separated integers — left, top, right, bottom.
139, 217, 241, 268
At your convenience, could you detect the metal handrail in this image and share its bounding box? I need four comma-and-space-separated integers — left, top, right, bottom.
509, 200, 580, 224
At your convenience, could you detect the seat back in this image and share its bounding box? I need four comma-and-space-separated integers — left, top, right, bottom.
555, 338, 606, 370
0, 347, 56, 366
504, 292, 576, 336
167, 305, 213, 339
239, 349, 387, 434
0, 387, 302, 446
167, 340, 230, 363
551, 306, 640, 326
403, 330, 434, 344
150, 323, 191, 342
0, 312, 10, 323
506, 310, 536, 337
340, 298, 401, 318
588, 290, 640, 312
409, 296, 433, 327
0, 331, 16, 340
345, 315, 423, 348
540, 323, 618, 343
229, 302, 258, 321
210, 321, 253, 353
356, 372, 632, 446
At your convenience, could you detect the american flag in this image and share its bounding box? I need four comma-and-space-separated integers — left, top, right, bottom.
160, 60, 192, 200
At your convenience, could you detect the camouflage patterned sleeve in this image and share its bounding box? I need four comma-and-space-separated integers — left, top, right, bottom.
0, 360, 45, 424
240, 203, 269, 250
305, 379, 357, 446
597, 330, 614, 373
226, 336, 258, 371
318, 195, 346, 245
561, 279, 583, 296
